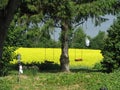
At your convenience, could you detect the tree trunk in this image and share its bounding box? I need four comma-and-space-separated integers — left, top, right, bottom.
60, 20, 70, 72
0, 0, 20, 59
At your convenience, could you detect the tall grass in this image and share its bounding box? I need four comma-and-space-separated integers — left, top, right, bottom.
0, 70, 120, 90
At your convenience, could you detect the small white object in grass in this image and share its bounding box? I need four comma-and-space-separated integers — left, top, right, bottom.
19, 65, 23, 74
85, 37, 90, 47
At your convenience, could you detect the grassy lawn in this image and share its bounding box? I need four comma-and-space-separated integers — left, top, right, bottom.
0, 69, 120, 90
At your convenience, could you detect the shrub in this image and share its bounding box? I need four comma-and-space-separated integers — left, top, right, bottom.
101, 16, 120, 73
93, 62, 102, 70
37, 60, 60, 71
0, 47, 16, 76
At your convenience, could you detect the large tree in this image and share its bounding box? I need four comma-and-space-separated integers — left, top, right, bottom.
0, 0, 20, 59
0, 0, 120, 72
39, 0, 120, 72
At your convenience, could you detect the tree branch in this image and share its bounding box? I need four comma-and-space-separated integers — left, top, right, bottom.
73, 20, 85, 28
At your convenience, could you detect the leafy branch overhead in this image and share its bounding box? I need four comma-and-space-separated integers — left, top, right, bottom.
38, 0, 120, 27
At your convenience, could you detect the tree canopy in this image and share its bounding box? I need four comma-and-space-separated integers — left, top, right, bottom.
101, 15, 120, 72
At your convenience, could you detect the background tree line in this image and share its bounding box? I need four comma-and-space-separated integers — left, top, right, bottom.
5, 21, 106, 50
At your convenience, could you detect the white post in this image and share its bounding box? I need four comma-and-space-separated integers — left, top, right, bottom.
17, 54, 23, 82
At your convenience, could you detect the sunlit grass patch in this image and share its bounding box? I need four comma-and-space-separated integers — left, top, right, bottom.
12, 48, 103, 68
1, 70, 120, 90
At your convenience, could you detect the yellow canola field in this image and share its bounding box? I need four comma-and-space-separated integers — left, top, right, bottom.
13, 48, 103, 68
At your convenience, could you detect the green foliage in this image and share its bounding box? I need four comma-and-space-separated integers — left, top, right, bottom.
90, 31, 106, 49
0, 47, 16, 76
5, 15, 60, 47
37, 60, 60, 71
101, 15, 120, 72
70, 27, 86, 48
5, 0, 120, 48
5, 19, 28, 47
20, 0, 41, 15
0, 78, 12, 90
93, 63, 102, 70
40, 0, 119, 23
0, 0, 8, 9
75, 0, 119, 25
41, 1, 76, 20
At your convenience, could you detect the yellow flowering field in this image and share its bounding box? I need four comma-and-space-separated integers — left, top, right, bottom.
12, 48, 103, 68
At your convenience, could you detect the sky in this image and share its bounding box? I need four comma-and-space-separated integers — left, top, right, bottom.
52, 14, 116, 41
81, 14, 116, 37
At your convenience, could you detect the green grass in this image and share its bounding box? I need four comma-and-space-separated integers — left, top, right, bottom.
0, 69, 120, 90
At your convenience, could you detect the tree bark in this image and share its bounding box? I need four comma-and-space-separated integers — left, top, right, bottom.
60, 20, 70, 72
0, 0, 20, 59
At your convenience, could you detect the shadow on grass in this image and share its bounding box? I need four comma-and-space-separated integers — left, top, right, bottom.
37, 61, 102, 73
10, 61, 104, 74
70, 67, 103, 73
10, 60, 61, 74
